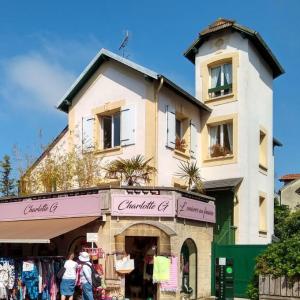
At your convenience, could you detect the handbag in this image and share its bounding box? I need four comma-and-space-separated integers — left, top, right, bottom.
57, 266, 66, 280
115, 255, 135, 274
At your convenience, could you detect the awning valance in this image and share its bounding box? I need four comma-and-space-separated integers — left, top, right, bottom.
0, 216, 98, 243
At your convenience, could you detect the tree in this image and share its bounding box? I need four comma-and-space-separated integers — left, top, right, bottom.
273, 198, 290, 239
105, 155, 156, 186
0, 155, 15, 197
247, 202, 299, 299
175, 161, 203, 193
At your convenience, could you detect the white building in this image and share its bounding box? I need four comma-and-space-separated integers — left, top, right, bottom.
26, 18, 284, 245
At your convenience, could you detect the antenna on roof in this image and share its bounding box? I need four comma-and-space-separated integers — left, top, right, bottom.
119, 30, 130, 58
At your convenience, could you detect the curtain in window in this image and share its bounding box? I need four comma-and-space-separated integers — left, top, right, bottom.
223, 63, 232, 85
211, 66, 221, 88
210, 126, 218, 148
226, 123, 233, 152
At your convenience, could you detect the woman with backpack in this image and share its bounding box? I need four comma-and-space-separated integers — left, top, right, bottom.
78, 252, 94, 300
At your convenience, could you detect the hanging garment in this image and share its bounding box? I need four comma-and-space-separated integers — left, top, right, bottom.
160, 256, 178, 292
0, 259, 15, 299
22, 261, 39, 300
38, 262, 42, 294
153, 256, 170, 283
104, 255, 121, 288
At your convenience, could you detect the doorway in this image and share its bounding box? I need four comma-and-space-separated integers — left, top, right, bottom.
125, 236, 158, 300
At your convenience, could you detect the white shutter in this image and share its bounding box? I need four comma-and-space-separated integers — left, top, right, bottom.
82, 116, 95, 151
120, 105, 136, 146
190, 121, 198, 158
166, 105, 176, 149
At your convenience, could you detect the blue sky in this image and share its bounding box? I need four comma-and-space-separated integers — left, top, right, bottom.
0, 0, 299, 190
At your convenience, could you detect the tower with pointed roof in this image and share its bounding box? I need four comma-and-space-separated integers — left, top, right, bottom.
184, 18, 284, 244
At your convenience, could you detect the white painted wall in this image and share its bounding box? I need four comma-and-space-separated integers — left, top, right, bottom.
69, 60, 147, 165
156, 86, 202, 186
195, 32, 274, 244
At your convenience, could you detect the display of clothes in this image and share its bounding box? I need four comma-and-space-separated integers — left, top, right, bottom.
0, 259, 15, 300
152, 256, 171, 283
0, 257, 64, 300
160, 256, 178, 292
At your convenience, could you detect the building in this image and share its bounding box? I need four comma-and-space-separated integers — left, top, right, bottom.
279, 174, 300, 211
0, 18, 284, 300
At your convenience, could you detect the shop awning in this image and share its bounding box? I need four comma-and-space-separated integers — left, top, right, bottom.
0, 216, 98, 243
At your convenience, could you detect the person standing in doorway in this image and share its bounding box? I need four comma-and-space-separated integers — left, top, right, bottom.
78, 252, 93, 300
60, 253, 78, 300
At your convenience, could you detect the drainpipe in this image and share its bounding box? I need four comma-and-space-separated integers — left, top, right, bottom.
153, 76, 164, 186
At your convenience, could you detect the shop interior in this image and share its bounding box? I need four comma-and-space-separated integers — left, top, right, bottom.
125, 236, 158, 300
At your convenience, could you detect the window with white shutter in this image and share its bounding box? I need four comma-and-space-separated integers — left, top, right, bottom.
82, 116, 95, 152
120, 105, 136, 146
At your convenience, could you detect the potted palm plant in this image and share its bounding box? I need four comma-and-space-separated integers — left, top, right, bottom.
105, 155, 157, 186
175, 161, 204, 193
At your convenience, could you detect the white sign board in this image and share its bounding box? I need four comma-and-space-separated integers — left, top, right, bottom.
86, 232, 98, 243
219, 257, 226, 266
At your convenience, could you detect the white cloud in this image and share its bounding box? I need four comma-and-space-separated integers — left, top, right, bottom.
3, 53, 75, 109
0, 35, 103, 113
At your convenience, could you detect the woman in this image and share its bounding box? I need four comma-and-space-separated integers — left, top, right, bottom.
60, 253, 78, 300
78, 252, 93, 300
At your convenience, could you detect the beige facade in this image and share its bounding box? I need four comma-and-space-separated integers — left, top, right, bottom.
280, 179, 300, 211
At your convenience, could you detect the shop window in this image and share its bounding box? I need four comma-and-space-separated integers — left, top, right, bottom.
259, 193, 267, 234
180, 239, 197, 299
209, 62, 232, 98
102, 112, 121, 149
259, 129, 268, 170
209, 122, 233, 158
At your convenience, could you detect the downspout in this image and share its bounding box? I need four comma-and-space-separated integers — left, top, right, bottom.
153, 76, 164, 186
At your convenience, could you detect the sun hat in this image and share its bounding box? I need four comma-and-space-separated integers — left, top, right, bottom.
79, 251, 90, 262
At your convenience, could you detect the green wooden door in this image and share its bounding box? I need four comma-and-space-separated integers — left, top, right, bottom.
208, 191, 235, 245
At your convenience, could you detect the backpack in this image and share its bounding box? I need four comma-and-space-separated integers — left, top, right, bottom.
83, 263, 101, 288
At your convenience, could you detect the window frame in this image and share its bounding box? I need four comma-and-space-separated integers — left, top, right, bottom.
200, 52, 239, 105
202, 114, 238, 166
259, 127, 268, 171
209, 122, 233, 158
208, 62, 233, 98
102, 111, 121, 150
259, 192, 268, 235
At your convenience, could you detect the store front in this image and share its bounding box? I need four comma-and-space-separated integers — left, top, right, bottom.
0, 187, 215, 300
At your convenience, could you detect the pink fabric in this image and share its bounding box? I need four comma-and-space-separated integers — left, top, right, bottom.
76, 265, 82, 286
160, 256, 178, 292
50, 274, 57, 300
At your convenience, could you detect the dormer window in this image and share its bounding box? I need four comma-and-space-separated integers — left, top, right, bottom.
209, 63, 232, 98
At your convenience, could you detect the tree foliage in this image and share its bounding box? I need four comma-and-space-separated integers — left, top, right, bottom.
105, 155, 156, 186
19, 147, 102, 195
0, 155, 15, 197
255, 205, 300, 279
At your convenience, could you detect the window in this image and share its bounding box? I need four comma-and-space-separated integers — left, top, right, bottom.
102, 112, 120, 149
209, 63, 232, 98
259, 129, 268, 170
259, 194, 267, 233
209, 122, 233, 157
175, 118, 187, 152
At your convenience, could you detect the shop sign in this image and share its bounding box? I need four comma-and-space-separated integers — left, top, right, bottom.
111, 195, 175, 217
177, 197, 216, 223
0, 194, 103, 222
86, 233, 98, 243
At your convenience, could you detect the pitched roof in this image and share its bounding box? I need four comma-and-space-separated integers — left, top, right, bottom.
279, 174, 300, 182
184, 18, 284, 79
57, 48, 211, 113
